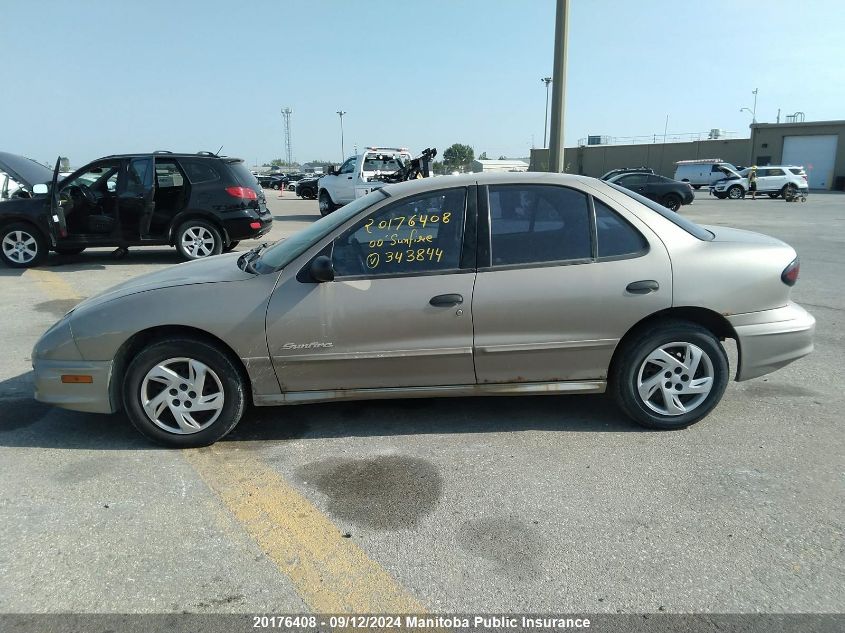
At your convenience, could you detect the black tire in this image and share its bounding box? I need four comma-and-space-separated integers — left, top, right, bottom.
222, 240, 239, 253
768, 192, 780, 199
610, 320, 729, 430
272, 183, 280, 190
54, 246, 86, 256
318, 190, 336, 216
122, 338, 247, 448
174, 219, 223, 260
727, 185, 744, 200
692, 185, 702, 190
286, 183, 295, 191
714, 192, 728, 200
662, 193, 682, 211
0, 222, 48, 268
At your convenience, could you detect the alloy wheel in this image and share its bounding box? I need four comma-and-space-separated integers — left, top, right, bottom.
636, 342, 714, 416
180, 225, 215, 258
2, 230, 38, 264
140, 357, 224, 434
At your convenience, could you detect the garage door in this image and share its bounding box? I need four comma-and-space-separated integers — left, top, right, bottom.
782, 135, 838, 189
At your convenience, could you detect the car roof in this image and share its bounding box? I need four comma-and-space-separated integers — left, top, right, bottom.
96, 152, 243, 161
379, 171, 597, 198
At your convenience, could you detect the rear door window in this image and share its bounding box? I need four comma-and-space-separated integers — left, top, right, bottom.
594, 199, 648, 258
488, 184, 591, 266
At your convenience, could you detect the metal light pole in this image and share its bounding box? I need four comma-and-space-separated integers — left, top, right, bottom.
336, 111, 347, 162
740, 89, 759, 124
541, 77, 552, 148
547, 0, 569, 172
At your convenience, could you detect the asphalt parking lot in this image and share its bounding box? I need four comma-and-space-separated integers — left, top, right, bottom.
0, 187, 842, 614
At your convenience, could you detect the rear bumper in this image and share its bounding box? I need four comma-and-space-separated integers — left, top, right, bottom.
727, 302, 815, 381
223, 213, 273, 240
33, 358, 116, 413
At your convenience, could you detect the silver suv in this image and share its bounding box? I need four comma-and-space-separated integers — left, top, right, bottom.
32, 173, 815, 447
711, 165, 809, 199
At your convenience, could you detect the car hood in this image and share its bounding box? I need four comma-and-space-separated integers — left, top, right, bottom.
0, 151, 55, 190
71, 253, 254, 313
702, 225, 788, 247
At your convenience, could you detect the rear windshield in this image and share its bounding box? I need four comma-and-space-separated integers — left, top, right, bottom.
363, 155, 406, 172
227, 161, 259, 187
606, 182, 714, 241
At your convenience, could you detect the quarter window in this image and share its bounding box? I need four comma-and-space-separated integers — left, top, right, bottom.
332, 188, 466, 277
179, 158, 221, 184
594, 199, 648, 258
488, 184, 591, 266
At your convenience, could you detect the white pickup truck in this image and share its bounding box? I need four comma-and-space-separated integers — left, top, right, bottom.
317, 147, 412, 215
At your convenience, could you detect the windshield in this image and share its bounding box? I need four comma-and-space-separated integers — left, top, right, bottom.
606, 182, 714, 241
254, 189, 389, 272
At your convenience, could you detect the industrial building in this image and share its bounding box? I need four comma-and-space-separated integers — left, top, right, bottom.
530, 119, 845, 190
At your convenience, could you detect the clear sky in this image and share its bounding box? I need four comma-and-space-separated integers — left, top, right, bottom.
2, 0, 843, 168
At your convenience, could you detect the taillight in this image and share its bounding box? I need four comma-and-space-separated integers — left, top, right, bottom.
781, 258, 800, 286
225, 186, 257, 200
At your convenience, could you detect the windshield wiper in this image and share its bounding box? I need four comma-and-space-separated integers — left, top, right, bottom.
237, 243, 268, 273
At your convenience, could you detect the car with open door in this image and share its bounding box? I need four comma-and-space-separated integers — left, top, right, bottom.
0, 151, 272, 268
31, 172, 814, 447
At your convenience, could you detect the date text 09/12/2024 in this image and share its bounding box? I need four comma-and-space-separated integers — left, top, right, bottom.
252, 615, 592, 629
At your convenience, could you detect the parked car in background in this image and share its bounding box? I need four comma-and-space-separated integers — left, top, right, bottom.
0, 151, 272, 267
600, 167, 654, 181
673, 159, 739, 189
31, 172, 814, 447
295, 175, 320, 200
607, 172, 694, 211
710, 165, 809, 200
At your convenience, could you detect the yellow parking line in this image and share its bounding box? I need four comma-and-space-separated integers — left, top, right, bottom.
184, 445, 427, 614
24, 268, 81, 301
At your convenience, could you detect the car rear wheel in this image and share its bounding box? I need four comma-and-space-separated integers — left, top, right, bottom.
175, 220, 223, 260
610, 321, 729, 430
727, 185, 744, 199
54, 246, 86, 256
122, 338, 247, 447
1, 223, 47, 268
692, 185, 702, 190
768, 192, 780, 199
318, 190, 337, 216
662, 193, 682, 211
286, 183, 295, 191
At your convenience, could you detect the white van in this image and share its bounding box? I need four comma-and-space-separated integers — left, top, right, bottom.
674, 159, 738, 189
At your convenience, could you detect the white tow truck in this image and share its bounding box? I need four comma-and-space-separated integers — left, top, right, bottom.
317, 147, 436, 215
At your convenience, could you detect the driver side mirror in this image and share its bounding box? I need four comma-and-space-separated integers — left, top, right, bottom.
310, 255, 335, 283
328, 166, 338, 176
33, 184, 48, 195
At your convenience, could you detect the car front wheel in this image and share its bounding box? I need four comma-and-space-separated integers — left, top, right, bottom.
610, 321, 729, 430
122, 338, 247, 447
1, 223, 47, 268
175, 220, 223, 260
727, 185, 744, 199
318, 190, 337, 216
662, 193, 682, 211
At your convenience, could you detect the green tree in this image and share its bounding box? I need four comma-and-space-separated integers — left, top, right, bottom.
498, 155, 507, 160
443, 143, 474, 173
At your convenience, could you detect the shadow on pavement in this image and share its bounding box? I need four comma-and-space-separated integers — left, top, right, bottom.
272, 214, 319, 223
1, 367, 646, 450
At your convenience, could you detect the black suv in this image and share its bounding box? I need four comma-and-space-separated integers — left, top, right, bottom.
0, 151, 272, 268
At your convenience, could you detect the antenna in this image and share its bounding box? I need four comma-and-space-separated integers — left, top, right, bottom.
281, 107, 293, 166
216, 145, 223, 156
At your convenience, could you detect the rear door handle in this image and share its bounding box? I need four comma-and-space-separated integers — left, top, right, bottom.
626, 280, 659, 294
429, 293, 463, 307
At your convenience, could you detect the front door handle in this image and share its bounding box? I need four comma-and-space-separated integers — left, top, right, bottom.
626, 280, 659, 294
429, 293, 463, 307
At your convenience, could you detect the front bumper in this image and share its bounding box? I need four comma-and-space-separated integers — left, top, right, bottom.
727, 302, 815, 381
33, 358, 116, 413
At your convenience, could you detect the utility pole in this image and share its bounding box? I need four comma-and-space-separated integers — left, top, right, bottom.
281, 107, 292, 167
541, 77, 552, 148
547, 0, 569, 172
751, 88, 758, 123
336, 111, 347, 162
